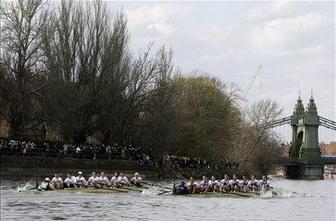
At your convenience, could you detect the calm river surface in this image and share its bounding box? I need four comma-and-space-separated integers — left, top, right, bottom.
1, 179, 335, 221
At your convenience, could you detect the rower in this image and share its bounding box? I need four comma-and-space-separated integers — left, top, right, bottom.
187, 177, 198, 194
130, 172, 143, 187
248, 175, 259, 192
119, 173, 130, 187
64, 173, 76, 188
75, 171, 87, 188
50, 173, 63, 189
110, 172, 122, 187
260, 175, 270, 191
88, 172, 98, 187
220, 174, 230, 192
38, 178, 51, 191
228, 174, 240, 192
198, 176, 209, 193
97, 172, 110, 188
239, 176, 249, 192
208, 175, 219, 192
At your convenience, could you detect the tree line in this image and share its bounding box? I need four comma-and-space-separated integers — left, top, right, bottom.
0, 0, 283, 176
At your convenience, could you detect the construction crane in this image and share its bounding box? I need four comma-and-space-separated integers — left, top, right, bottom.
243, 64, 262, 99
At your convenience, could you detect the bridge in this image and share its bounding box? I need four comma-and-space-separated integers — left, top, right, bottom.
259, 95, 336, 179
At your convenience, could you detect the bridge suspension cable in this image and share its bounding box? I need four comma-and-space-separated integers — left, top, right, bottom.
319, 116, 336, 131
258, 115, 336, 131
257, 116, 292, 129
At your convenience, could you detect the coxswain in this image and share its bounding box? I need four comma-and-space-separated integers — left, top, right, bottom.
260, 175, 270, 191
220, 174, 230, 192
87, 172, 98, 187
110, 172, 122, 187
228, 174, 240, 192
64, 173, 76, 188
130, 172, 143, 187
174, 181, 189, 195
75, 171, 87, 188
50, 173, 63, 189
38, 178, 51, 191
97, 172, 110, 188
119, 173, 130, 187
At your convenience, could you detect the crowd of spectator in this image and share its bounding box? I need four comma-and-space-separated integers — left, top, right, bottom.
158, 155, 239, 171
0, 139, 153, 163
0, 139, 238, 171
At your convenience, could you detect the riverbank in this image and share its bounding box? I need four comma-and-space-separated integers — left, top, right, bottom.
0, 156, 239, 180
0, 156, 155, 180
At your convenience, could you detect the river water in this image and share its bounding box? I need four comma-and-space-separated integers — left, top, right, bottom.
1, 179, 335, 221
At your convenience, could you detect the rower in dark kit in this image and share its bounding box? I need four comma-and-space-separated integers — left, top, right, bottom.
248, 175, 259, 192
219, 174, 230, 193
228, 174, 240, 192
208, 175, 219, 192
260, 175, 270, 191
239, 176, 249, 192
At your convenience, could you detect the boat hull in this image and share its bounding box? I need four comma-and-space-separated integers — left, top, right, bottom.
21, 186, 146, 194
173, 191, 276, 198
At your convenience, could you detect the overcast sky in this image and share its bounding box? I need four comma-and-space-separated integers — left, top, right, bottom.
108, 1, 335, 141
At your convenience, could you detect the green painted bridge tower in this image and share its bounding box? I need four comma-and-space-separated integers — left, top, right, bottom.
289, 94, 323, 179
260, 94, 336, 179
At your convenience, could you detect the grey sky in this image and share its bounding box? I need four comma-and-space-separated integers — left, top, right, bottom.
108, 1, 335, 142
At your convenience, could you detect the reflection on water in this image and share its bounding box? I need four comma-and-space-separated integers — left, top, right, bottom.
1, 179, 335, 221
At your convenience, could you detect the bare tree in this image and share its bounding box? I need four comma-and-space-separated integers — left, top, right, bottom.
41, 0, 132, 143
0, 0, 49, 138
247, 99, 283, 126
232, 99, 283, 175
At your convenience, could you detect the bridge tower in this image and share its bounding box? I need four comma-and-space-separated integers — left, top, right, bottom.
299, 95, 321, 160
290, 95, 305, 159
288, 94, 323, 179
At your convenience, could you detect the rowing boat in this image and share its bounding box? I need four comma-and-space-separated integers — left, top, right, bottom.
173, 191, 277, 198
20, 186, 147, 194
183, 192, 257, 198
19, 184, 277, 197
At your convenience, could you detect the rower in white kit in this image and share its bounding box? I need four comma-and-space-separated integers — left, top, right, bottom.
130, 172, 142, 187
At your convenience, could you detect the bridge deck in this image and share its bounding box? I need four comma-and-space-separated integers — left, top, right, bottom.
278, 157, 336, 165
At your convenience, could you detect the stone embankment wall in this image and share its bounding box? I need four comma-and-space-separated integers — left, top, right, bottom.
0, 156, 154, 180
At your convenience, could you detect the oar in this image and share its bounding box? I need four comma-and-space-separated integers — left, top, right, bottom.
108, 187, 129, 193
230, 192, 252, 197
142, 182, 173, 190
123, 187, 143, 193
158, 190, 172, 195
173, 180, 176, 194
